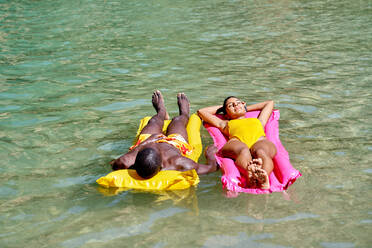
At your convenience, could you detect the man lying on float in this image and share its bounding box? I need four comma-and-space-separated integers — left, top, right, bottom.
110, 90, 218, 179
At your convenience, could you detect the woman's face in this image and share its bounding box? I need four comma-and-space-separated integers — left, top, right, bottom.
225, 97, 246, 119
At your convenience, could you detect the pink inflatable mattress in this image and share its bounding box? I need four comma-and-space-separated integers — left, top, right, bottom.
204, 110, 301, 194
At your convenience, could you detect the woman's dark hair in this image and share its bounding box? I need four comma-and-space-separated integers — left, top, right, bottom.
216, 96, 238, 115
132, 147, 162, 179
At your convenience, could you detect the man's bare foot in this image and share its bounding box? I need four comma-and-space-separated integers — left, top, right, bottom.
152, 90, 169, 119
177, 93, 190, 116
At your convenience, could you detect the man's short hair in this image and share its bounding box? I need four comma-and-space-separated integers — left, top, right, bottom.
133, 147, 162, 179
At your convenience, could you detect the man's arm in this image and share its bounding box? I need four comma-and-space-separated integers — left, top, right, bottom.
110, 134, 165, 170
171, 145, 219, 174
195, 145, 219, 174
110, 150, 137, 170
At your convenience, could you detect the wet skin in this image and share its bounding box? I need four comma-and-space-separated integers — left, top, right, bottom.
111, 91, 218, 176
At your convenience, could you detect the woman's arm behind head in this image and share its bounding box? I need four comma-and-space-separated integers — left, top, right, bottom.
197, 105, 228, 133
256, 100, 274, 127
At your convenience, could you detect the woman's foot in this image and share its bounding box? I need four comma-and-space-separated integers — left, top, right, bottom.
252, 158, 263, 167
246, 159, 270, 189
253, 158, 270, 189
152, 90, 169, 119
177, 93, 190, 116
255, 168, 270, 189
246, 163, 258, 188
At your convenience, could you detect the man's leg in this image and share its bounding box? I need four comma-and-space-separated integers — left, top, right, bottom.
165, 93, 189, 141
140, 90, 168, 135
111, 90, 168, 170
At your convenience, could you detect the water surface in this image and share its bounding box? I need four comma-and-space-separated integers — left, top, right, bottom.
1, 0, 371, 247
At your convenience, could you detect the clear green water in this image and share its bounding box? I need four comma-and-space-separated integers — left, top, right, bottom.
1, 0, 371, 247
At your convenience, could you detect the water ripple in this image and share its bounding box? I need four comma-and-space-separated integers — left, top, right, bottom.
203, 232, 289, 248
320, 242, 355, 248
1, 0, 371, 247
232, 213, 319, 224
93, 99, 147, 112
60, 207, 186, 248
53, 175, 97, 188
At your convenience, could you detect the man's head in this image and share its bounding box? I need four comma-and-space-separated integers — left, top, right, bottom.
132, 147, 162, 179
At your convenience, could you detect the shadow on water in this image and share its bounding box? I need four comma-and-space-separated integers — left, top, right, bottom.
96, 186, 200, 215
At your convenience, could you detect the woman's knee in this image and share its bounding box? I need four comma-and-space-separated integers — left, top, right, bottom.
254, 147, 276, 159
222, 141, 250, 159
224, 140, 246, 151
252, 140, 277, 158
254, 148, 268, 158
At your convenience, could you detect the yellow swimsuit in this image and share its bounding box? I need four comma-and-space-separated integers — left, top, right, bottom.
228, 118, 266, 148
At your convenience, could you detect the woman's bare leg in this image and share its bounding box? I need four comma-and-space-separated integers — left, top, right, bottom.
251, 138, 276, 174
222, 139, 267, 187
221, 138, 252, 170
251, 138, 277, 189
